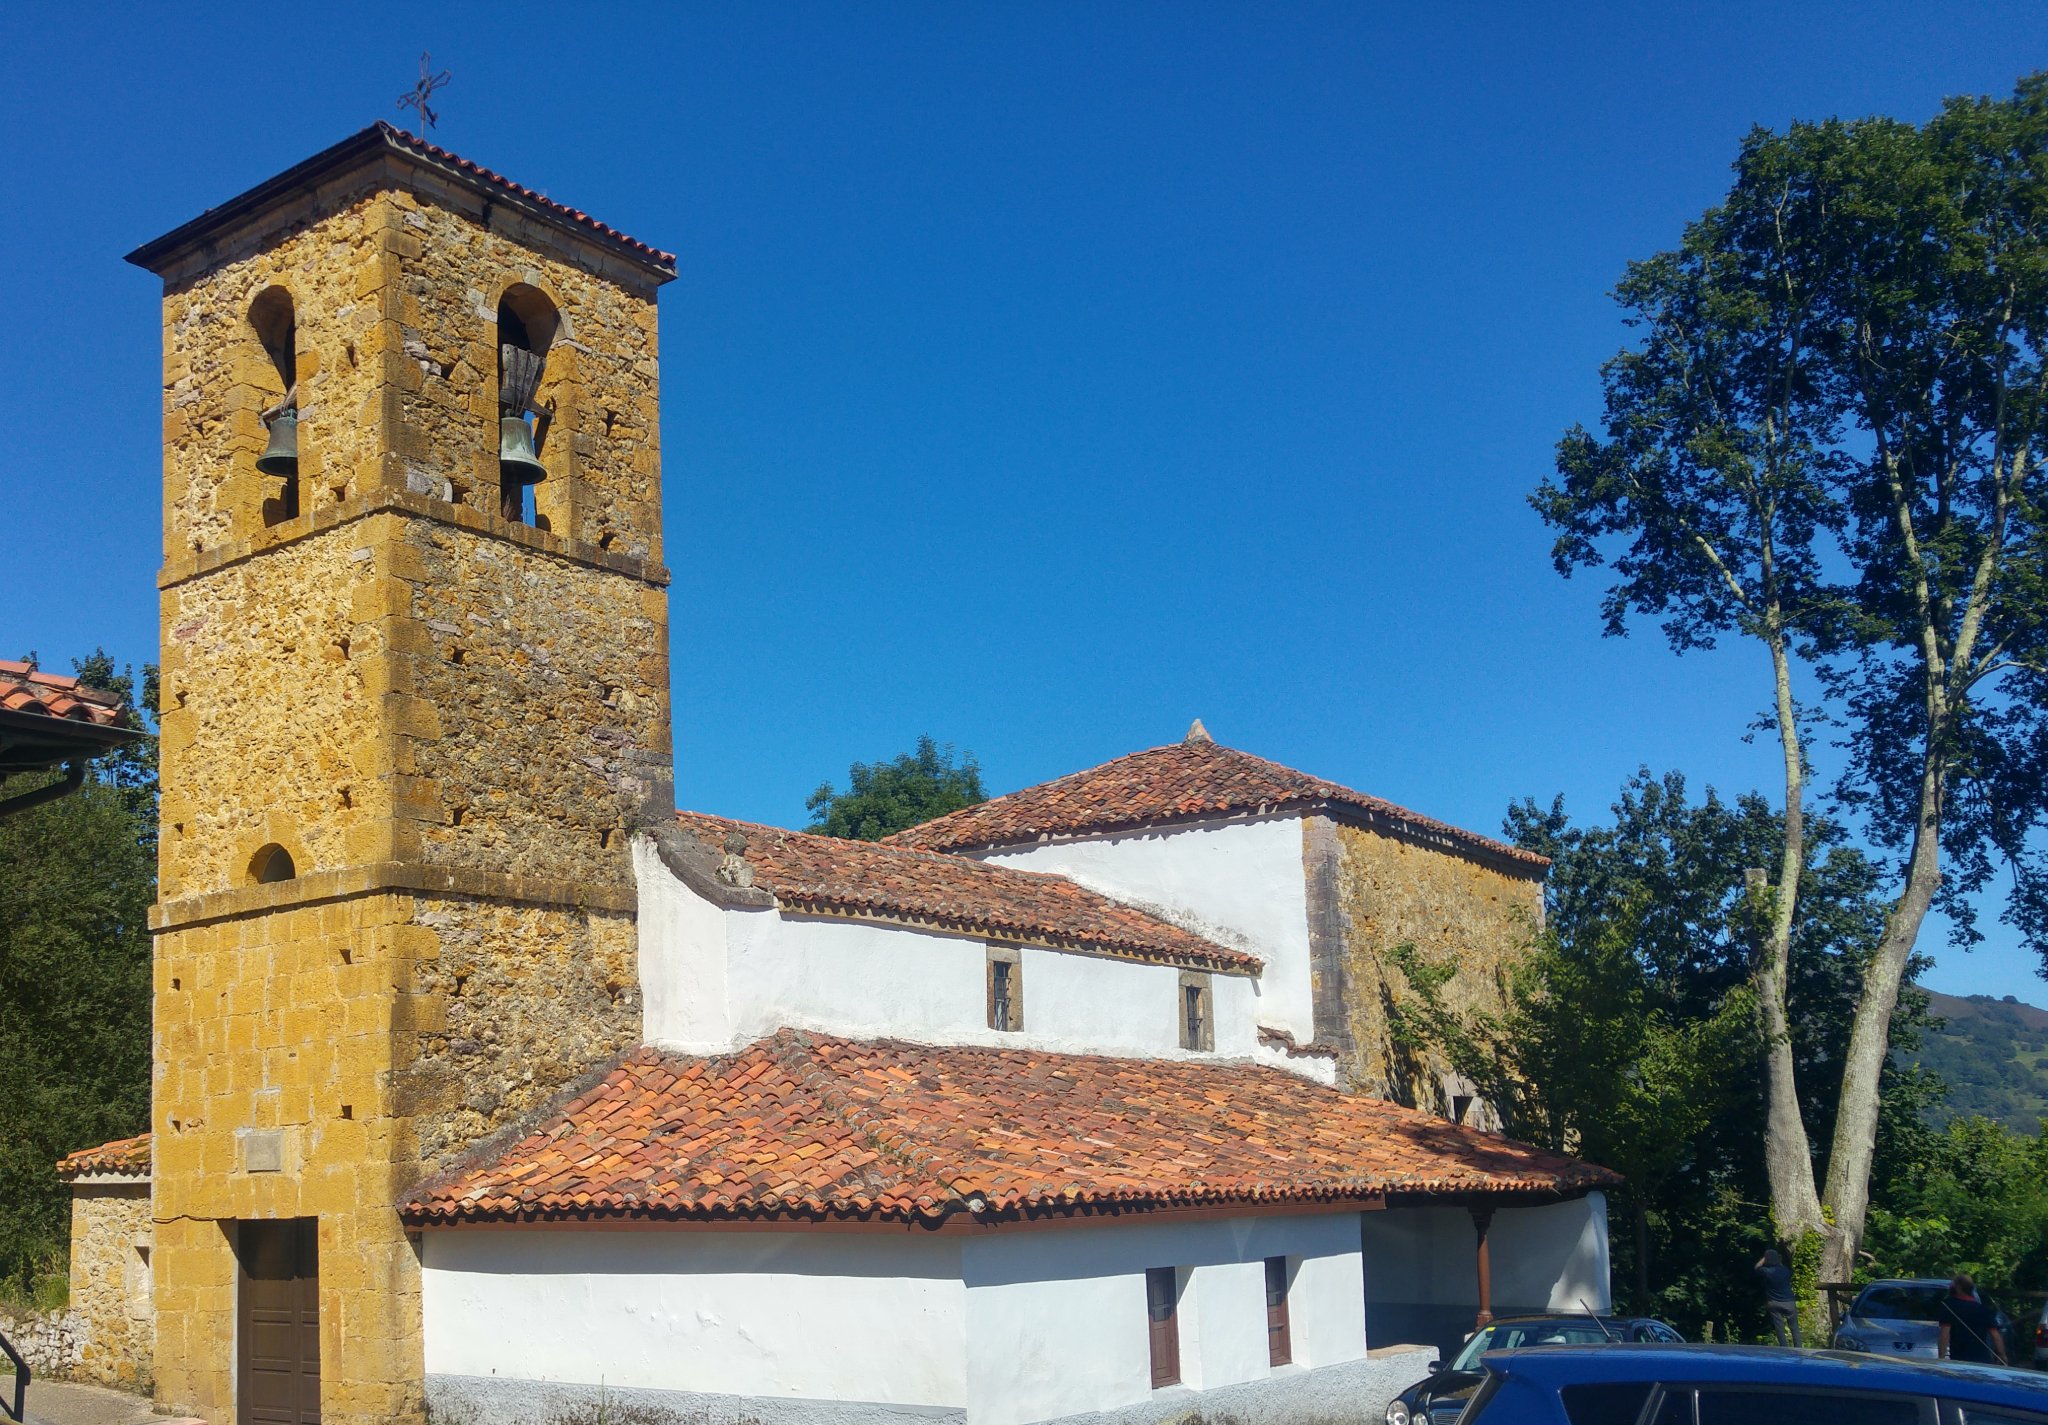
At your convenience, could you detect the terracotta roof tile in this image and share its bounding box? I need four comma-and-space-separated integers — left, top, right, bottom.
885, 738, 1547, 868
678, 811, 1261, 974
372, 122, 675, 268
404, 1032, 1615, 1225
0, 660, 130, 727
55, 1132, 151, 1179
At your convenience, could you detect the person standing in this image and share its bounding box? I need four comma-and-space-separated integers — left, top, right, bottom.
1938, 1273, 2008, 1365
1755, 1249, 1801, 1346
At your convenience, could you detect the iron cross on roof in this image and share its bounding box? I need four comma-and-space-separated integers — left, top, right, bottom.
397, 52, 452, 133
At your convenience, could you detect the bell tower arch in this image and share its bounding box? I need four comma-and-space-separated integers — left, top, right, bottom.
131, 124, 676, 1425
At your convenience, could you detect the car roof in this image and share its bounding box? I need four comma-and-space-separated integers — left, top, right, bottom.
1484, 1345, 2048, 1405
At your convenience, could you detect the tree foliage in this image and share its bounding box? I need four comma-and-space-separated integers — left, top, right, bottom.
1393, 770, 1945, 1338
0, 651, 157, 1293
1536, 71, 2048, 1278
805, 736, 986, 841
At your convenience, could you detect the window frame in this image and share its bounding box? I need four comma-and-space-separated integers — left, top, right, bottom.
986, 946, 1023, 1033
1178, 971, 1214, 1052
1145, 1266, 1181, 1388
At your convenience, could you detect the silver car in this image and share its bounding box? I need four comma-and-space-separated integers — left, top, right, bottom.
1832, 1278, 2015, 1361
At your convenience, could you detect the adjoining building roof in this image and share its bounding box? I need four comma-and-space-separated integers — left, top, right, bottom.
403, 1030, 1617, 1226
676, 811, 1263, 975
884, 735, 1548, 870
55, 1132, 152, 1181
0, 658, 143, 777
126, 121, 676, 282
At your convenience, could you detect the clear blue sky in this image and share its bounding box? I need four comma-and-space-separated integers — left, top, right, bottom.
5, 2, 2044, 1000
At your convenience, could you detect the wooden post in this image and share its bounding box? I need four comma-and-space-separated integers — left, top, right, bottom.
1472, 1206, 1495, 1329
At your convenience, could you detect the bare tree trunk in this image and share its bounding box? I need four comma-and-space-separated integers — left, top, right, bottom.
1754, 633, 1836, 1327
1820, 743, 1943, 1280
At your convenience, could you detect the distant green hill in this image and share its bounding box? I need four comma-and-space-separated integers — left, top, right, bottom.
1901, 989, 2048, 1131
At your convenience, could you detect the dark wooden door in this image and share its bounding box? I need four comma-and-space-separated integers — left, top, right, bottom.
238, 1220, 320, 1425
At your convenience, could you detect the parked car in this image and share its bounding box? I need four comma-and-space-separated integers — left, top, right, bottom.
1831, 1278, 2017, 1361
2034, 1297, 2047, 1370
1382, 1315, 1684, 1425
1454, 1342, 2048, 1423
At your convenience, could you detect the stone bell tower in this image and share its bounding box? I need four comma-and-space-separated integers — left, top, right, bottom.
131, 124, 676, 1424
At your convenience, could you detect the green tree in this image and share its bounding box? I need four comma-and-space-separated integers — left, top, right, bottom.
805, 736, 986, 841
0, 651, 157, 1293
1536, 74, 2048, 1282
1393, 771, 1915, 1338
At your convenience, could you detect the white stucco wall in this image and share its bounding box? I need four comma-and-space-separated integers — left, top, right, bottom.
961, 1213, 1366, 1425
1359, 1193, 1610, 1321
636, 838, 1265, 1064
975, 817, 1317, 1046
422, 1229, 968, 1407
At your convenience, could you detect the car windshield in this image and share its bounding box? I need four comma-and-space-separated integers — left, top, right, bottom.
1851, 1285, 1945, 1322
1451, 1321, 1615, 1370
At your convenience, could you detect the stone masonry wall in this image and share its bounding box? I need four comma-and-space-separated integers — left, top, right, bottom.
1306, 816, 1544, 1108
391, 194, 664, 560
149, 156, 673, 1425
157, 522, 386, 899
65, 1183, 154, 1390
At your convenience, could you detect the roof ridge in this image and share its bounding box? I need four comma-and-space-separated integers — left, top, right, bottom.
886, 739, 1548, 868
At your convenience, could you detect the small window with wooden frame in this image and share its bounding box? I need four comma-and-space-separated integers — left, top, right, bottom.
1178, 971, 1214, 1052
986, 946, 1022, 1032
1145, 1266, 1181, 1388
1264, 1255, 1293, 1367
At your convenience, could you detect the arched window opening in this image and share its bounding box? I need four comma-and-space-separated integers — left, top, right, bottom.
249, 843, 297, 885
496, 286, 558, 524
248, 288, 300, 523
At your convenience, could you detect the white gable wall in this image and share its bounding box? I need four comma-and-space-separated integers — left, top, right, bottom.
974, 816, 1317, 1046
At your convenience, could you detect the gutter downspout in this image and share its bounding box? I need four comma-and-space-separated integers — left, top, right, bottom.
0, 760, 86, 819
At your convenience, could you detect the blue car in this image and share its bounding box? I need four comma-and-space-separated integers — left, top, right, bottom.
1452, 1342, 2048, 1423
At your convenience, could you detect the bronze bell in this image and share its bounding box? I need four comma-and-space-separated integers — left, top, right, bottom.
498, 415, 547, 486
256, 410, 299, 478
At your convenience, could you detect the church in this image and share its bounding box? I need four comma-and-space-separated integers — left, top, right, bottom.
59, 124, 1615, 1425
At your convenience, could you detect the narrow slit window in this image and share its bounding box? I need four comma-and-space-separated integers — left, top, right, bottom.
987, 948, 1022, 1032
1265, 1256, 1292, 1366
1145, 1267, 1180, 1388
1178, 971, 1214, 1052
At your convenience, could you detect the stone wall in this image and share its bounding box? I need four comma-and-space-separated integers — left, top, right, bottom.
64, 1182, 154, 1390
146, 142, 673, 1425
0, 1307, 85, 1378
1305, 815, 1544, 1107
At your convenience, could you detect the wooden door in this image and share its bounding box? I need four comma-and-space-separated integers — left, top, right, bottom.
238, 1220, 320, 1425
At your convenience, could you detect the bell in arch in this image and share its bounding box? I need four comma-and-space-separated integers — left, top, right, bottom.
498, 413, 547, 486
256, 409, 299, 478
498, 342, 549, 488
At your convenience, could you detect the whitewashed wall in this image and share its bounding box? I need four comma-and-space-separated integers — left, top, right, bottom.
961, 1212, 1365, 1425
423, 1214, 1369, 1424
1359, 1194, 1610, 1354
975, 818, 1317, 1048
635, 838, 1266, 1064
423, 1230, 968, 1407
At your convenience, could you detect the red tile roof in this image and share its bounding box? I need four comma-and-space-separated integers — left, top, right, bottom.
677, 811, 1262, 974
404, 1031, 1615, 1226
885, 738, 1548, 868
0, 660, 131, 726
128, 123, 675, 280
55, 1132, 151, 1180
372, 122, 675, 267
